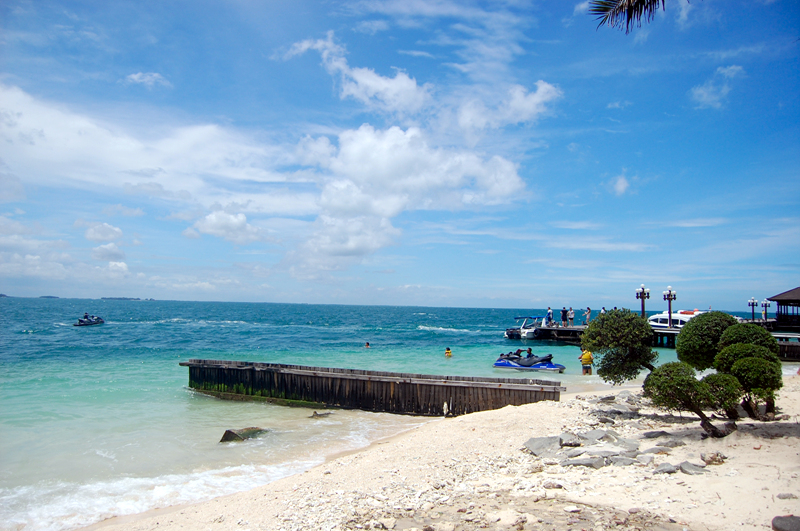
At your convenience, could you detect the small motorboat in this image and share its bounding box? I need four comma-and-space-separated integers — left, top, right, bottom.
74, 314, 105, 327
493, 352, 566, 373
504, 316, 545, 340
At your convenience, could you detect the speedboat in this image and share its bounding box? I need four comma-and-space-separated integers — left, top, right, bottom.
504, 316, 544, 340
493, 352, 566, 373
74, 315, 104, 326
647, 309, 704, 329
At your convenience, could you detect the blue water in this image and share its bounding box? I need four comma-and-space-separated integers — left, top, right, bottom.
0, 298, 719, 530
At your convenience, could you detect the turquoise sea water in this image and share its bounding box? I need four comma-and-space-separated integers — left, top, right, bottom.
3, 297, 760, 531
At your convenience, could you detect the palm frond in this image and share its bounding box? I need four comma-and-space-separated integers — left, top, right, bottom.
589, 0, 667, 34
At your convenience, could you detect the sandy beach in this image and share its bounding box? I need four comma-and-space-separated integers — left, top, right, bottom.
91, 375, 800, 531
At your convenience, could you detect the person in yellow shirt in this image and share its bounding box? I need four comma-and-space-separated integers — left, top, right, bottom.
445, 347, 452, 357
579, 349, 594, 375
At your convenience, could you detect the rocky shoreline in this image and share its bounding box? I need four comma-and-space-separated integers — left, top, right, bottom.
93, 376, 800, 531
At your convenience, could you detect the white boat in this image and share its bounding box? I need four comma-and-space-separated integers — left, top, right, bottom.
504, 316, 545, 340
647, 309, 704, 329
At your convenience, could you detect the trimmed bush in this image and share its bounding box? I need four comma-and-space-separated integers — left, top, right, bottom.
731, 356, 783, 418
642, 361, 728, 437
676, 311, 738, 370
731, 357, 783, 397
701, 372, 744, 418
714, 343, 780, 374
718, 323, 779, 354
579, 309, 657, 385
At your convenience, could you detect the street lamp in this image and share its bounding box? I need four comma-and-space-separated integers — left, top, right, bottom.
761, 299, 771, 322
748, 297, 758, 322
635, 284, 650, 318
663, 286, 677, 328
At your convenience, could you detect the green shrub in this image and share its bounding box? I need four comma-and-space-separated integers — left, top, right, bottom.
643, 362, 708, 413
718, 323, 779, 354
676, 311, 738, 370
714, 343, 779, 374
731, 357, 783, 397
731, 356, 783, 418
701, 372, 744, 418
642, 361, 729, 437
580, 309, 656, 385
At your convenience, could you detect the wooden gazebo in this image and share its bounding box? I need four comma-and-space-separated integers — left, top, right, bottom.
768, 286, 800, 331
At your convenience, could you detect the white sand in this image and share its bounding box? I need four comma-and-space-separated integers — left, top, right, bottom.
91, 375, 800, 531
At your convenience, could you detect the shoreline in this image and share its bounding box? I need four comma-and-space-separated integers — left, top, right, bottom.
88, 374, 800, 531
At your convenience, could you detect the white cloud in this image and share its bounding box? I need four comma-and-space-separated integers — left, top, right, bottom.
690, 66, 743, 109
354, 20, 390, 34
323, 124, 524, 215
398, 50, 435, 58
612, 175, 629, 196
103, 204, 145, 217
84, 222, 123, 242
0, 171, 26, 202
92, 242, 125, 261
285, 31, 432, 114
190, 211, 264, 245
125, 72, 172, 88
573, 2, 590, 15
457, 82, 562, 131
607, 100, 632, 109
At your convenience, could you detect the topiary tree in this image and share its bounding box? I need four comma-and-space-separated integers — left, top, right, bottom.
718, 323, 779, 355
731, 357, 783, 418
579, 308, 657, 385
642, 362, 730, 438
714, 343, 780, 375
676, 311, 738, 370
701, 372, 744, 420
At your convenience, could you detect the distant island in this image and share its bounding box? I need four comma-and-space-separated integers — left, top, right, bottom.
101, 297, 141, 300
0, 294, 8, 298
39, 296, 60, 299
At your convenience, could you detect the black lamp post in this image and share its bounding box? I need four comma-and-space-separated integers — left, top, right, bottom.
748, 297, 758, 322
761, 299, 771, 322
635, 284, 650, 318
663, 286, 677, 328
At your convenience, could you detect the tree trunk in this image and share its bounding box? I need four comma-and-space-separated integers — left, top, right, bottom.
695, 409, 729, 438
724, 407, 740, 420
741, 398, 759, 419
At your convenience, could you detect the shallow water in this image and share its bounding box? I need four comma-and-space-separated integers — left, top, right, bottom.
1, 297, 776, 531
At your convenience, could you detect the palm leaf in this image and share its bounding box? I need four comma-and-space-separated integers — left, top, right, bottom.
589, 0, 667, 33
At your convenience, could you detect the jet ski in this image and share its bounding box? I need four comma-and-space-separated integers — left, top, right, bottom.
493, 352, 565, 373
74, 315, 105, 326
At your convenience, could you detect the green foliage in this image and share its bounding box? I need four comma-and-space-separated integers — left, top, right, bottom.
579, 308, 657, 385
642, 362, 708, 414
718, 323, 779, 354
676, 311, 738, 370
731, 357, 783, 398
714, 343, 780, 374
701, 373, 744, 415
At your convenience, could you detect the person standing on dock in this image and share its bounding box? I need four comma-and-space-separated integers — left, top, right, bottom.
561, 307, 568, 327
568, 307, 574, 327
546, 307, 553, 326
583, 307, 591, 324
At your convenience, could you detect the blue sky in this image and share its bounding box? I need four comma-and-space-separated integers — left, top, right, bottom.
1, 0, 798, 311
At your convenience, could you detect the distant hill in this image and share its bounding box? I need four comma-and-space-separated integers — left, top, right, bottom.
39, 296, 60, 299
101, 297, 141, 300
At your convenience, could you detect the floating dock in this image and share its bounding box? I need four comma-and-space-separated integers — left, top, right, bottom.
180, 359, 565, 416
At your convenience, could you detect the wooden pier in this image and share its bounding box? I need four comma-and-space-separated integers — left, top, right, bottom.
180, 359, 566, 417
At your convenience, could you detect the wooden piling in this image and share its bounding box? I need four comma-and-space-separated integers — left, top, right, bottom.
180, 359, 565, 416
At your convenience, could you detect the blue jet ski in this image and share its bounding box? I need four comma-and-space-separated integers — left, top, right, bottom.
493, 352, 566, 373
